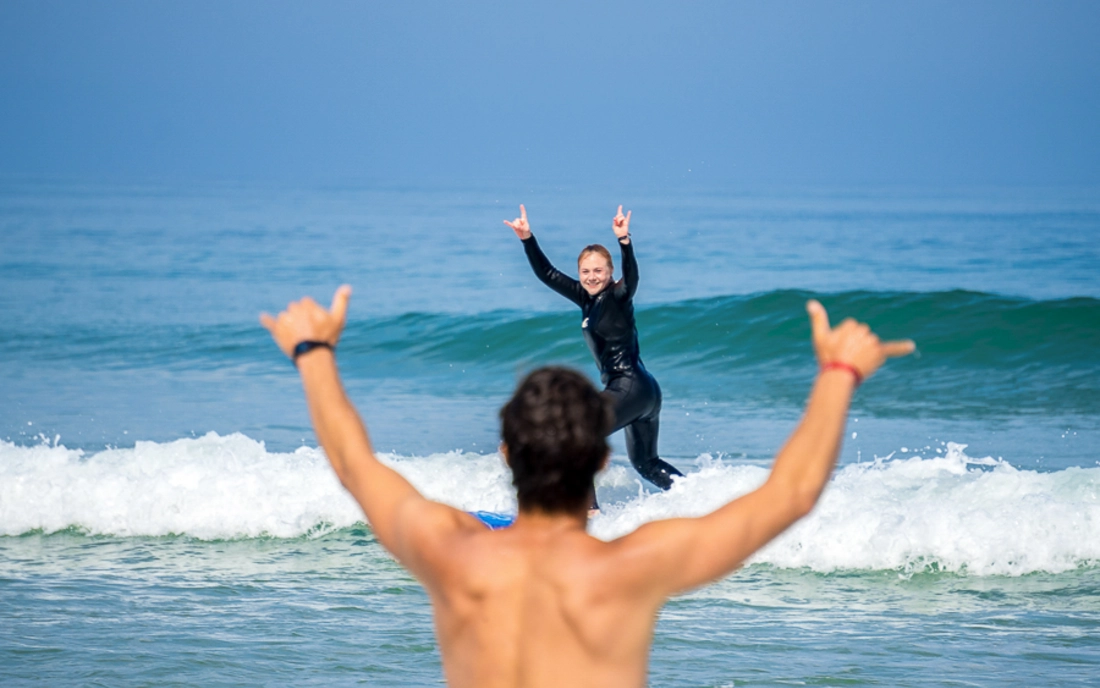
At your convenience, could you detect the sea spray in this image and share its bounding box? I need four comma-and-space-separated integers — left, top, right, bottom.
0, 433, 358, 538
761, 443, 1100, 575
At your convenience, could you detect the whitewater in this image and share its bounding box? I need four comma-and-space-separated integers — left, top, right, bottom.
4, 434, 1097, 577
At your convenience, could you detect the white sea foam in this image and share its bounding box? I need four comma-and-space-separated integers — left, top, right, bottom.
0, 433, 352, 539
2, 435, 1098, 575
0, 432, 518, 539
592, 443, 1100, 576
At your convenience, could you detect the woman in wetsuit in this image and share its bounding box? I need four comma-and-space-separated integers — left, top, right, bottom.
504, 204, 683, 491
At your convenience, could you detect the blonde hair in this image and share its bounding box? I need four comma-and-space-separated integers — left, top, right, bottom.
577, 244, 613, 269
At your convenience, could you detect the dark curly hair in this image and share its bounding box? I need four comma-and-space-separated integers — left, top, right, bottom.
500, 367, 614, 513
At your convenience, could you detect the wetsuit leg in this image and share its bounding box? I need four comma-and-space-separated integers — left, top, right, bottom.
604, 373, 684, 490
622, 415, 682, 490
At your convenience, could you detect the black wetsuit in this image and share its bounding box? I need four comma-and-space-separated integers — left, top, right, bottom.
522, 235, 683, 490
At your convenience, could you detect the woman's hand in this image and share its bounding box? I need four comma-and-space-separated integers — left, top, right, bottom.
613, 205, 631, 243
504, 204, 532, 240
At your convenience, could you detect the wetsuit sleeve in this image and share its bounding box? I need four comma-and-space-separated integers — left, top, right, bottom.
522, 235, 585, 306
616, 238, 639, 300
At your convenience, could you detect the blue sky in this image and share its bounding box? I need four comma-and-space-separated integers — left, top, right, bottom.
2, 0, 1098, 187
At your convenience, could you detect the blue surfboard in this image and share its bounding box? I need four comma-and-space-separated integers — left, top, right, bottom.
469, 511, 516, 529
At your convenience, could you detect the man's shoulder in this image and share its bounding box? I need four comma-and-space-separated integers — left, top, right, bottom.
400, 502, 494, 561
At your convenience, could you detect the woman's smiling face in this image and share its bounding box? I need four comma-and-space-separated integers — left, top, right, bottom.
578, 252, 613, 295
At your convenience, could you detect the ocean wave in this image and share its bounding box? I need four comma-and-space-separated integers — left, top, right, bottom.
594, 443, 1100, 576
10, 289, 1093, 415
2, 433, 1098, 576
10, 290, 1098, 372
327, 290, 1100, 377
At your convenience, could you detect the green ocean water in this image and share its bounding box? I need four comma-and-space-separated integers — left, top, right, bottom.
4, 530, 1099, 686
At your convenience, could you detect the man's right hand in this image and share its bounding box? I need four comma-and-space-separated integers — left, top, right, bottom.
504, 204, 532, 240
806, 299, 915, 381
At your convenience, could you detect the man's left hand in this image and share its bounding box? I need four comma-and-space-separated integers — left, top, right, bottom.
261, 285, 352, 359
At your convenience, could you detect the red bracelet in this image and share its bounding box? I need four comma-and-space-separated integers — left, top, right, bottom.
820, 361, 863, 387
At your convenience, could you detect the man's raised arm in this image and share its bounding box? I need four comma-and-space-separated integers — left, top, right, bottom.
261, 286, 476, 573
617, 300, 915, 595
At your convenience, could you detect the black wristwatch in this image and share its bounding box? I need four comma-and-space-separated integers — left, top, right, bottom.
292, 340, 334, 364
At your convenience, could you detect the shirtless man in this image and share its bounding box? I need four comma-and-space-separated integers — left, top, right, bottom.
261, 286, 913, 687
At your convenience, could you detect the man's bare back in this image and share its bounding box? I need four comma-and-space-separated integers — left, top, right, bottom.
419, 511, 660, 687
261, 285, 912, 687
